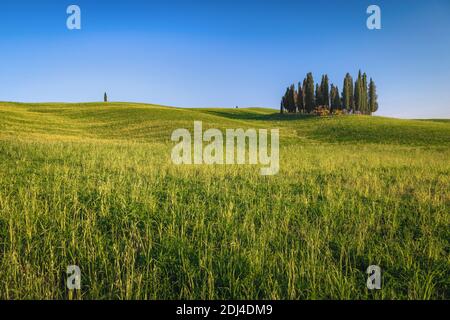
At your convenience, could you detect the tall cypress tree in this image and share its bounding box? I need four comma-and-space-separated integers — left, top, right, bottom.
315, 84, 322, 107
297, 82, 304, 113
335, 86, 342, 111
349, 76, 354, 112
354, 70, 362, 113
282, 87, 289, 112
342, 73, 353, 112
321, 75, 330, 108
285, 87, 291, 113
304, 73, 315, 113
293, 84, 298, 112
330, 84, 336, 112
330, 85, 341, 112
368, 78, 378, 114
362, 73, 368, 114
291, 84, 297, 113
287, 84, 297, 113
355, 77, 360, 113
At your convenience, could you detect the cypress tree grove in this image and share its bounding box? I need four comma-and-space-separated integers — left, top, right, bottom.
369, 78, 378, 114
280, 71, 377, 116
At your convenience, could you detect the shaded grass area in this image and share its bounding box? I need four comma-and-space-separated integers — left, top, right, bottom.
0, 102, 449, 299
307, 116, 450, 146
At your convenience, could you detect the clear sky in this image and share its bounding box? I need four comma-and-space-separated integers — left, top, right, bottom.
0, 0, 449, 118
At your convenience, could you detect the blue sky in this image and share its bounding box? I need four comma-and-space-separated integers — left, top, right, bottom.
0, 0, 449, 118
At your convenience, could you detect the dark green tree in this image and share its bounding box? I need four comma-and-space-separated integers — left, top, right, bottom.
315, 84, 321, 107
330, 84, 336, 111
285, 85, 297, 113
297, 82, 304, 113
335, 86, 342, 111
293, 85, 298, 112
104, 92, 108, 102
342, 73, 353, 112
281, 87, 289, 113
283, 87, 289, 112
368, 78, 378, 114
304, 73, 315, 113
354, 70, 362, 113
320, 75, 330, 108
330, 85, 342, 112
290, 84, 297, 113
362, 73, 369, 114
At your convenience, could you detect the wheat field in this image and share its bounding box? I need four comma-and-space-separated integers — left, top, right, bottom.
0, 102, 448, 299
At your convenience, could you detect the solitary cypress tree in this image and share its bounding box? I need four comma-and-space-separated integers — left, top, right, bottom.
368, 78, 378, 114
304, 73, 315, 113
104, 92, 108, 102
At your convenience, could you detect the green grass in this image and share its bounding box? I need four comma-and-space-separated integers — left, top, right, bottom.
0, 102, 449, 300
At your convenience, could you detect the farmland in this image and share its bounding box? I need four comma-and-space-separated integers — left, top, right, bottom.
0, 102, 448, 299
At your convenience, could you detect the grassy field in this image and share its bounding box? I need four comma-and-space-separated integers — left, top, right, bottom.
0, 102, 449, 300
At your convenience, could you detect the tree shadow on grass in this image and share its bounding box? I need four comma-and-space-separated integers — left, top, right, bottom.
307, 121, 450, 146
204, 110, 318, 122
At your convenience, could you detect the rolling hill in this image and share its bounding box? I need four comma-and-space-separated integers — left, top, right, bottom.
1, 102, 449, 145
0, 102, 449, 299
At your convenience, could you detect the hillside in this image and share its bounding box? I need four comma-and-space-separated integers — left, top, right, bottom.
0, 102, 449, 300
1, 102, 449, 146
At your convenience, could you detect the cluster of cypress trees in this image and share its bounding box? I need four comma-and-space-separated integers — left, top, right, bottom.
281, 71, 378, 115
